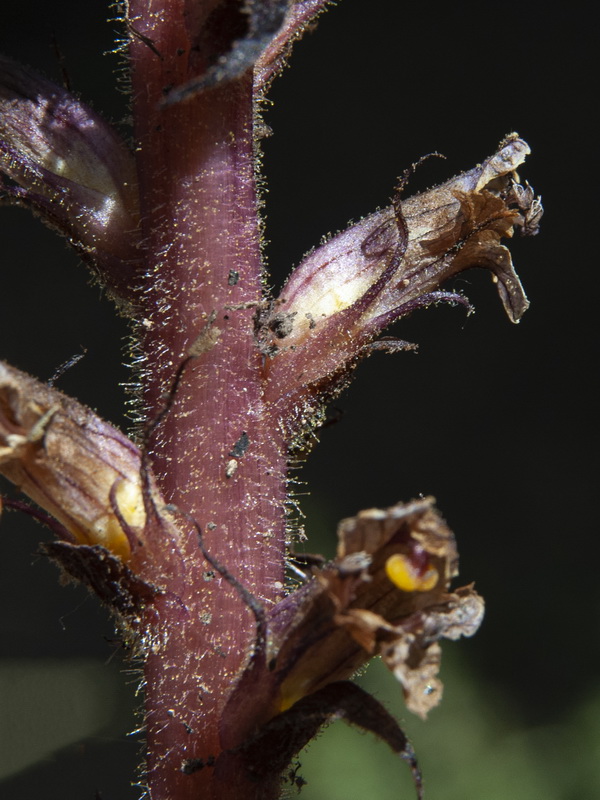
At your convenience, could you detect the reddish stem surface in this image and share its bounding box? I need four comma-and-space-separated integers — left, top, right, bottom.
128, 3, 287, 797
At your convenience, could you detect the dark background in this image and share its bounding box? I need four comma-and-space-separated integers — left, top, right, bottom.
1, 1, 597, 798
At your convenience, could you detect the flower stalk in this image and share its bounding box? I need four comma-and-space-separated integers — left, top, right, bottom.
0, 2, 542, 799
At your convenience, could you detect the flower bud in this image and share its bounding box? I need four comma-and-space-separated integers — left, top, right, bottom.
0, 57, 140, 300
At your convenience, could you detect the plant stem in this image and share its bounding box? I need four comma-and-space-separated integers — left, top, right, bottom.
128, 3, 287, 796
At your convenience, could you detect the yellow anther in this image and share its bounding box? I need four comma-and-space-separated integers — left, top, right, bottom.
385, 553, 438, 592
76, 478, 145, 561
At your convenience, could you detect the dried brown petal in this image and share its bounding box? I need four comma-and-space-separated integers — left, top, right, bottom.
338, 586, 484, 717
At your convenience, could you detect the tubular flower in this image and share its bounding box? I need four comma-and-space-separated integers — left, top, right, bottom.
270, 498, 483, 718
261, 135, 542, 431
221, 496, 484, 750
0, 56, 140, 302
0, 362, 146, 561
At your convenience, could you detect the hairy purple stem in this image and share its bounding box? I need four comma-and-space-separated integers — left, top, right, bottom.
128, 3, 287, 797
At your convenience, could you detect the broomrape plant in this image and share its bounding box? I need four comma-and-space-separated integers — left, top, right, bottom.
0, 2, 542, 798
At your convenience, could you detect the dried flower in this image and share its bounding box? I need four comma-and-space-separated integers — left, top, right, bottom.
271, 498, 483, 717
221, 496, 483, 759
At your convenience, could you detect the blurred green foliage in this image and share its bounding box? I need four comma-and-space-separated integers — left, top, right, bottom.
294, 652, 600, 799
3, 647, 599, 798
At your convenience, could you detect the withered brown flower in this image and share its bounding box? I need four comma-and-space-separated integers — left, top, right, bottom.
216, 498, 482, 797
267, 497, 484, 720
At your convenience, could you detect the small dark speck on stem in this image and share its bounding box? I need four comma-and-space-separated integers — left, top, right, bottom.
230, 431, 250, 458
